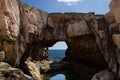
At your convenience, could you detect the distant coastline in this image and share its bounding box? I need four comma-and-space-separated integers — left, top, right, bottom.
48, 50, 66, 61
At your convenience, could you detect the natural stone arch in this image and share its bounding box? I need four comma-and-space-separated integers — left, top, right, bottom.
0, 0, 120, 80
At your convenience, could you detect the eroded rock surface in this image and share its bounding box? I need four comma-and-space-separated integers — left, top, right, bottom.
104, 0, 120, 79
0, 0, 120, 80
92, 70, 116, 80
0, 62, 33, 80
0, 0, 21, 66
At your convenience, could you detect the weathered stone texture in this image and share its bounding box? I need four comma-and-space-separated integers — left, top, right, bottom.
0, 0, 20, 40
25, 58, 42, 80
0, 0, 21, 66
109, 0, 120, 25
0, 0, 120, 80
22, 4, 48, 43
105, 0, 120, 79
92, 70, 116, 80
0, 51, 5, 62
48, 13, 67, 41
0, 62, 33, 80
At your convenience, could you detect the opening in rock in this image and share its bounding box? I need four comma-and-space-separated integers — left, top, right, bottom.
50, 74, 66, 80
48, 41, 68, 61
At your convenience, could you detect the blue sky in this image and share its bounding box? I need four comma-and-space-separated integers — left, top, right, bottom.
49, 42, 68, 50
21, 0, 111, 49
21, 0, 111, 14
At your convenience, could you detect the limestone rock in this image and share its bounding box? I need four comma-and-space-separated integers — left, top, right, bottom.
0, 51, 5, 62
0, 0, 20, 40
48, 13, 67, 40
92, 70, 115, 80
40, 60, 53, 73
25, 58, 42, 80
67, 18, 89, 37
112, 34, 120, 49
22, 4, 48, 43
109, 0, 120, 26
105, 0, 120, 79
105, 12, 115, 24
0, 0, 22, 66
0, 62, 33, 80
64, 13, 91, 37
1, 0, 120, 80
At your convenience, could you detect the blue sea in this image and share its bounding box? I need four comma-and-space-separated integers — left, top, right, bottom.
46, 50, 77, 80
48, 50, 66, 80
48, 50, 66, 61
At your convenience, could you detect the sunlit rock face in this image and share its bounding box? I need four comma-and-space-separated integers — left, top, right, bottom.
22, 4, 48, 43
21, 4, 50, 61
0, 62, 33, 80
0, 0, 20, 40
0, 0, 21, 66
109, 0, 120, 25
105, 0, 120, 79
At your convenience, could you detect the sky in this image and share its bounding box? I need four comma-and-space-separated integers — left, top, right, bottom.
49, 42, 68, 50
21, 0, 111, 49
21, 0, 111, 14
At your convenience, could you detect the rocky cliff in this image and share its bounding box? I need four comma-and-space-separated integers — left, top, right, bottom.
0, 0, 120, 80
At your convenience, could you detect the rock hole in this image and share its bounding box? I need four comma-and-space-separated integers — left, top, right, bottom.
48, 41, 68, 61
50, 74, 66, 80
25, 10, 29, 13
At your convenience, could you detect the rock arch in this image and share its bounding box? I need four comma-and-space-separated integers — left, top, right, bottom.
0, 0, 120, 80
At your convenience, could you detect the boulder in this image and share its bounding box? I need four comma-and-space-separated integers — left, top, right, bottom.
0, 62, 33, 80
25, 58, 42, 80
92, 70, 115, 80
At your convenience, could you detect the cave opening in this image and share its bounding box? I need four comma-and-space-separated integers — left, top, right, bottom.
47, 41, 68, 80
50, 74, 65, 80
48, 41, 68, 61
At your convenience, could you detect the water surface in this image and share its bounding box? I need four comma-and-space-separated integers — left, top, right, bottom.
50, 74, 66, 80
47, 50, 77, 80
48, 50, 66, 61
